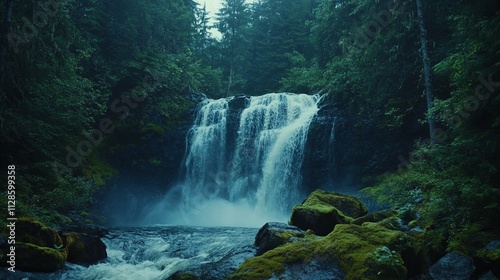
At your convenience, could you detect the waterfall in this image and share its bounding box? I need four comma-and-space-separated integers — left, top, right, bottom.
146, 93, 319, 226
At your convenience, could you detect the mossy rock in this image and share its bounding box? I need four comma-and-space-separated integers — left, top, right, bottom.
16, 218, 64, 249
254, 222, 306, 256
230, 223, 411, 280
62, 232, 107, 264
15, 242, 65, 272
351, 210, 398, 225
290, 189, 368, 236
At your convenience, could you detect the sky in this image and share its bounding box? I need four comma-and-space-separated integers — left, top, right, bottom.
195, 0, 257, 39
196, 0, 224, 38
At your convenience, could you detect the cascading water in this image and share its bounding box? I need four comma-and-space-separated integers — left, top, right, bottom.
145, 93, 319, 226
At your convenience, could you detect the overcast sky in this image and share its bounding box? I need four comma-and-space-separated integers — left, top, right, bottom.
196, 0, 256, 39
196, 0, 223, 38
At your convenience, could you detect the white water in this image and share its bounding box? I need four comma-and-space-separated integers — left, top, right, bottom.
144, 93, 319, 226
0, 226, 256, 280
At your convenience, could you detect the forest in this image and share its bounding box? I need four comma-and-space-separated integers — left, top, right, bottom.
0, 0, 499, 278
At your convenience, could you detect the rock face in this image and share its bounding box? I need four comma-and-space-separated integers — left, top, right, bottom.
290, 189, 368, 236
302, 99, 422, 191
254, 222, 305, 256
429, 252, 475, 280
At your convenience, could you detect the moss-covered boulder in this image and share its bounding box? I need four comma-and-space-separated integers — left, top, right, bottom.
62, 232, 107, 264
16, 218, 64, 249
15, 242, 66, 272
290, 189, 368, 236
230, 222, 412, 280
255, 222, 306, 256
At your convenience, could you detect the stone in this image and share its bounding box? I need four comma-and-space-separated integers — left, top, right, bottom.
15, 242, 66, 272
277, 259, 344, 280
429, 252, 475, 280
62, 232, 107, 264
16, 218, 64, 248
254, 222, 305, 256
290, 189, 368, 235
228, 95, 249, 110
230, 222, 412, 280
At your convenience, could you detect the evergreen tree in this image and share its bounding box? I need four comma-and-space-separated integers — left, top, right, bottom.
216, 0, 251, 95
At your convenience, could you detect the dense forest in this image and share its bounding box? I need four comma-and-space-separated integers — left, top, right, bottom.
1, 0, 500, 277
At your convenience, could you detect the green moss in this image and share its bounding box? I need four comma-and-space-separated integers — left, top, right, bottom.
231, 223, 410, 280
230, 236, 316, 280
477, 248, 500, 263
301, 189, 368, 218
16, 242, 66, 272
352, 210, 398, 225
16, 218, 64, 249
290, 190, 368, 235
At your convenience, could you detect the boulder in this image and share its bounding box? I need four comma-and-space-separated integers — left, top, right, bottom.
429, 252, 475, 280
16, 218, 64, 248
290, 189, 368, 235
254, 222, 305, 256
62, 232, 107, 264
1, 218, 108, 273
230, 222, 412, 280
15, 242, 66, 272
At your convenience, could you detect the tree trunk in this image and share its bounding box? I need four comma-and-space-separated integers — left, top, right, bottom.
0, 0, 15, 75
416, 0, 436, 143
226, 63, 234, 97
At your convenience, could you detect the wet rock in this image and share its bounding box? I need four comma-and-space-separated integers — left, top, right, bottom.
62, 232, 107, 264
277, 259, 344, 280
228, 95, 249, 110
290, 189, 368, 235
199, 244, 256, 280
16, 218, 64, 248
15, 242, 66, 272
61, 224, 109, 238
302, 100, 422, 191
429, 252, 475, 280
230, 222, 412, 280
254, 222, 305, 256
